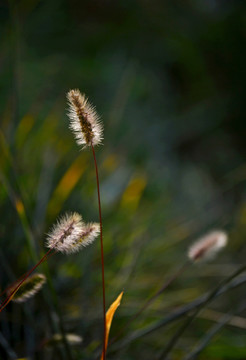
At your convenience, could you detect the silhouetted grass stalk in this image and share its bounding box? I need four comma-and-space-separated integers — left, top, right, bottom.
111, 230, 228, 348
158, 262, 246, 359
183, 301, 246, 360
109, 271, 246, 354
110, 261, 190, 347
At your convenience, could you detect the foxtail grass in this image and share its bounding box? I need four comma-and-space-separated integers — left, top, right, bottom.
67, 89, 106, 359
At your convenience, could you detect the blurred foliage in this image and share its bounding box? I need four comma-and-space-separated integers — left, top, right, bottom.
1, 0, 246, 359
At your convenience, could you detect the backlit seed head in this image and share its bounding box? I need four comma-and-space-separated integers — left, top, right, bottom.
67, 89, 103, 148
78, 222, 100, 248
188, 230, 228, 262
8, 273, 46, 303
47, 213, 99, 254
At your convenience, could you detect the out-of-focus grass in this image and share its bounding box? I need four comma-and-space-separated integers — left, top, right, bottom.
1, 1, 246, 359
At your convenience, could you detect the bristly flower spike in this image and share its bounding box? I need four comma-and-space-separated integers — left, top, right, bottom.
47, 212, 99, 254
67, 89, 103, 148
67, 89, 106, 359
188, 230, 228, 262
0, 213, 99, 314
7, 273, 46, 303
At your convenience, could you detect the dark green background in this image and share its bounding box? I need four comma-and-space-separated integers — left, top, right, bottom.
1, 1, 246, 359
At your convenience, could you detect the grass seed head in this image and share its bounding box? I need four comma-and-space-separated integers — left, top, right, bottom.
78, 222, 100, 248
44, 333, 83, 347
67, 89, 103, 148
188, 230, 228, 262
8, 273, 46, 303
47, 213, 99, 254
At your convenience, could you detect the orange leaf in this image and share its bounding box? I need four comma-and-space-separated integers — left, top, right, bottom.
47, 156, 86, 216
101, 292, 123, 359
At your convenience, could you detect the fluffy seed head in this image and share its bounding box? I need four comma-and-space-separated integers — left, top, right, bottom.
67, 89, 103, 148
188, 230, 228, 262
78, 222, 100, 248
47, 212, 99, 254
8, 273, 46, 303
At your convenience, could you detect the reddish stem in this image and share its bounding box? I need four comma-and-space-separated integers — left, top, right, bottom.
91, 144, 106, 360
0, 250, 55, 300
0, 248, 54, 313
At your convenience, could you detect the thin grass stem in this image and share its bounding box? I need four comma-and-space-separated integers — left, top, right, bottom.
0, 331, 18, 360
182, 301, 246, 360
91, 143, 106, 360
0, 248, 54, 313
0, 250, 55, 301
109, 272, 246, 355
110, 261, 190, 347
158, 263, 246, 359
